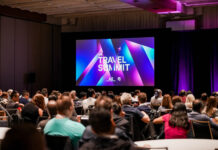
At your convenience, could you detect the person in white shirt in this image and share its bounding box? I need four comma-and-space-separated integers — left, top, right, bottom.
82, 88, 96, 114
150, 89, 163, 106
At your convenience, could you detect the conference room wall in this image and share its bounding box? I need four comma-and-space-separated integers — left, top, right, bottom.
0, 16, 61, 94
62, 10, 160, 32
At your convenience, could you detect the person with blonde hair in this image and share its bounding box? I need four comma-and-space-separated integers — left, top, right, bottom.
185, 94, 195, 109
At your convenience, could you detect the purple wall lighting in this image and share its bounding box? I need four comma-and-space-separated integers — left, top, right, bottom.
120, 0, 182, 14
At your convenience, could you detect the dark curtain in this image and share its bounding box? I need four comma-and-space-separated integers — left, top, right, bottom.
171, 29, 218, 97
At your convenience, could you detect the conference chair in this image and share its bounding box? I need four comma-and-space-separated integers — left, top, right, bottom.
125, 114, 146, 141
45, 134, 73, 150
191, 120, 213, 139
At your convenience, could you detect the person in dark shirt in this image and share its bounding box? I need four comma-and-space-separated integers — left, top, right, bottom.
6, 91, 23, 109
19, 90, 30, 105
121, 93, 150, 141
1, 124, 46, 150
188, 99, 218, 138
137, 92, 151, 115
22, 94, 45, 125
80, 108, 146, 150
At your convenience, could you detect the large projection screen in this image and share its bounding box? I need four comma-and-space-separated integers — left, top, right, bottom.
76, 37, 154, 86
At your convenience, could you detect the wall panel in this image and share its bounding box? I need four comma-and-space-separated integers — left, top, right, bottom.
14, 19, 28, 91
0, 16, 15, 90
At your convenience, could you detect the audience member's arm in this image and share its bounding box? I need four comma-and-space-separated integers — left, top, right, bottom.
38, 108, 43, 117
153, 116, 163, 124
141, 111, 150, 123
209, 118, 218, 130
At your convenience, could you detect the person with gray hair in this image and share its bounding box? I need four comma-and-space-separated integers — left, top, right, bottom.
121, 92, 150, 140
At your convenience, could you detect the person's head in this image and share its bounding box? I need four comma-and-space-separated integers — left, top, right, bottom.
51, 90, 61, 99
169, 102, 189, 130
192, 100, 203, 113
200, 93, 208, 101
120, 92, 132, 105
87, 88, 95, 98
161, 94, 173, 109
135, 89, 141, 96
79, 92, 87, 100
62, 92, 70, 97
1, 124, 46, 150
32, 94, 45, 110
138, 92, 147, 104
0, 89, 2, 97
48, 94, 58, 101
41, 88, 48, 97
7, 89, 13, 96
101, 91, 107, 96
112, 102, 122, 115
89, 108, 115, 135
95, 92, 102, 99
172, 96, 182, 106
206, 96, 217, 112
179, 90, 186, 97
212, 92, 217, 96
95, 96, 112, 111
186, 90, 192, 95
2, 92, 8, 99
113, 95, 121, 105
185, 94, 195, 108
108, 92, 115, 100
11, 91, 19, 102
69, 90, 77, 100
154, 89, 162, 98
47, 100, 57, 118
22, 90, 29, 100
56, 97, 73, 117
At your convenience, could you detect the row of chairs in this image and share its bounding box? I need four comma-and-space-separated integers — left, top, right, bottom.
125, 113, 214, 141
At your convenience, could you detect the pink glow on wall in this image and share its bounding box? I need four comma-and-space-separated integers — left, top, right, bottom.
120, 0, 182, 14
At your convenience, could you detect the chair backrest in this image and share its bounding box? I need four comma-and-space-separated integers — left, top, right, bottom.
124, 114, 134, 139
45, 134, 73, 150
191, 120, 213, 139
124, 114, 146, 141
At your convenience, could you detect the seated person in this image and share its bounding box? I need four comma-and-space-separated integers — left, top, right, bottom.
121, 93, 150, 141
137, 92, 151, 115
1, 124, 46, 150
80, 96, 131, 146
158, 94, 173, 114
153, 103, 190, 139
202, 96, 218, 118
79, 108, 146, 150
19, 90, 30, 105
37, 100, 57, 131
188, 99, 218, 138
112, 102, 129, 133
82, 88, 96, 114
121, 93, 150, 123
171, 96, 182, 106
150, 89, 163, 106
6, 91, 23, 109
185, 94, 195, 109
22, 94, 45, 125
44, 96, 85, 149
